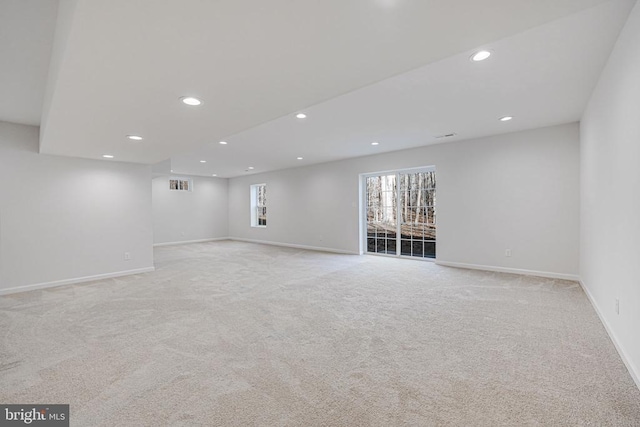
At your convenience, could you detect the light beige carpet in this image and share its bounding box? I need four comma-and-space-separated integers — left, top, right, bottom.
1, 241, 639, 426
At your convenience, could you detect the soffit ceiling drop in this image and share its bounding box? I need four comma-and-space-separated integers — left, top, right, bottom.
0, 0, 59, 126
170, 0, 635, 177
38, 0, 616, 169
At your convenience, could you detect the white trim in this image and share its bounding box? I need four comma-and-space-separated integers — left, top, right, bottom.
229, 237, 359, 255
360, 165, 436, 178
0, 267, 156, 296
358, 173, 365, 255
579, 279, 640, 391
366, 252, 436, 263
250, 183, 267, 227
359, 167, 437, 259
153, 237, 229, 247
168, 176, 193, 192
435, 260, 579, 281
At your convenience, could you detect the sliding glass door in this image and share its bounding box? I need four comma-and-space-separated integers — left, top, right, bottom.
366, 174, 398, 255
365, 168, 436, 259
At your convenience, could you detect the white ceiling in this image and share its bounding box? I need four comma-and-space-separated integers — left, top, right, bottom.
0, 0, 59, 126
2, 0, 634, 177
172, 0, 635, 177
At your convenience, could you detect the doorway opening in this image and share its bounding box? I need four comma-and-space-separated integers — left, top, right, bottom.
362, 167, 436, 259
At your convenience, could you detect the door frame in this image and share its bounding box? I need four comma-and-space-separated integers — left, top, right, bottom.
358, 166, 436, 259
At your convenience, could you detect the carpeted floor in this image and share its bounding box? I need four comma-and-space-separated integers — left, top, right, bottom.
1, 241, 639, 426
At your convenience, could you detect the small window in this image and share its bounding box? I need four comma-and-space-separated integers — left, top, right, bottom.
250, 184, 267, 227
169, 178, 192, 192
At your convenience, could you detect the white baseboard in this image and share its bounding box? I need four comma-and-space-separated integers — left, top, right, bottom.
228, 237, 359, 255
153, 237, 229, 247
435, 260, 580, 281
0, 267, 156, 296
579, 279, 640, 391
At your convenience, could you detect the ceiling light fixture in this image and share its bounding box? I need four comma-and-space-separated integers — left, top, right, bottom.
102, 154, 114, 159
296, 113, 307, 119
127, 135, 143, 141
181, 96, 202, 106
219, 141, 228, 145
248, 166, 255, 170
297, 157, 303, 160
371, 142, 379, 146
471, 50, 491, 62
500, 116, 513, 122
200, 160, 207, 163
212, 174, 217, 177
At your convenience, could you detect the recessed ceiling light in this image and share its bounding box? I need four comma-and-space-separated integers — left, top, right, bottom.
127, 135, 143, 141
219, 141, 228, 145
200, 160, 207, 163
212, 174, 217, 177
471, 50, 491, 62
296, 113, 307, 119
371, 142, 380, 146
248, 166, 254, 170
181, 96, 202, 106
170, 169, 173, 172
500, 116, 513, 122
102, 154, 114, 159
297, 157, 303, 160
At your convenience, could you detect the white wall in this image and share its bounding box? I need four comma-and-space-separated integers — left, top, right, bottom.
152, 175, 228, 245
228, 123, 580, 278
580, 0, 640, 386
0, 121, 154, 293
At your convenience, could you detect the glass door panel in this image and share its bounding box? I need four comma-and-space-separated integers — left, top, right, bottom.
365, 174, 397, 255
366, 169, 436, 259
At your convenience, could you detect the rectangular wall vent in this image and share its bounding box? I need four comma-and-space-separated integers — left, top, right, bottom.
435, 133, 457, 139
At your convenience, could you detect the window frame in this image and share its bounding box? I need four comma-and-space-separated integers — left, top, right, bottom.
169, 177, 193, 192
360, 166, 436, 260
250, 183, 267, 228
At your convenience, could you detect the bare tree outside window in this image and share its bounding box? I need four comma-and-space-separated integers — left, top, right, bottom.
251, 183, 267, 227
366, 170, 436, 258
257, 184, 266, 226
169, 178, 192, 192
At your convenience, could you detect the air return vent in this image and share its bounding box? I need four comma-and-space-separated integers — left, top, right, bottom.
435, 133, 457, 139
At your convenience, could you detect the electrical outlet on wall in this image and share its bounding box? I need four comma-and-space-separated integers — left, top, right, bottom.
505, 249, 512, 257
615, 298, 619, 315
124, 252, 131, 261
